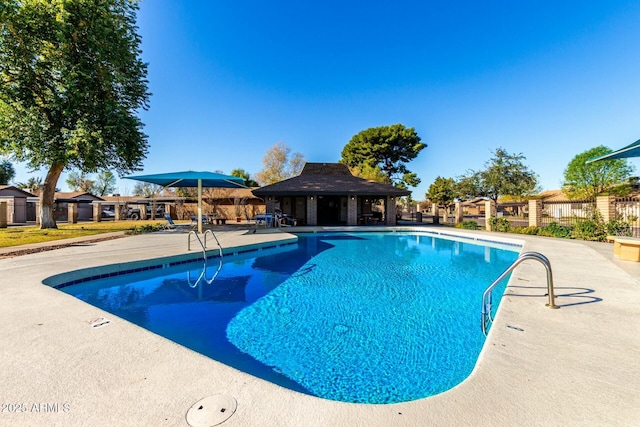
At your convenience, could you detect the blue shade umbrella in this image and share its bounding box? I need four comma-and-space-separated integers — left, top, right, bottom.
586, 139, 640, 163
125, 171, 246, 233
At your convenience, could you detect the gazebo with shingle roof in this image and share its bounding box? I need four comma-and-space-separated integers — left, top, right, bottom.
251, 162, 410, 226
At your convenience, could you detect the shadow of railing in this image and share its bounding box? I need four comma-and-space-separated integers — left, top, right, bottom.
507, 285, 602, 308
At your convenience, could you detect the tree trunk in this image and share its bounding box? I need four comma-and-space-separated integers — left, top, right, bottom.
40, 161, 65, 229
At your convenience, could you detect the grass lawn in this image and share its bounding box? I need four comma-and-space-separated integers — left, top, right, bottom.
0, 221, 167, 248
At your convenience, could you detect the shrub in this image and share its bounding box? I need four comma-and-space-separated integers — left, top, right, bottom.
605, 217, 632, 237
572, 212, 607, 241
539, 222, 573, 239
573, 219, 605, 240
488, 216, 510, 232
456, 220, 480, 230
126, 224, 164, 235
512, 226, 539, 235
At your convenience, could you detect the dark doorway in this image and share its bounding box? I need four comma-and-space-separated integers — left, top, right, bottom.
317, 195, 341, 225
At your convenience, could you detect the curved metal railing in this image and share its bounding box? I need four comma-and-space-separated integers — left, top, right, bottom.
482, 251, 557, 336
186, 230, 224, 288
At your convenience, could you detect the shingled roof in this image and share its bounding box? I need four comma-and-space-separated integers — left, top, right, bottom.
252, 163, 410, 197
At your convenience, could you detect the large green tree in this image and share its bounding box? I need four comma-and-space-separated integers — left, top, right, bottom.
231, 168, 259, 187
426, 176, 458, 211
341, 124, 426, 189
457, 147, 538, 202
0, 158, 14, 184
562, 146, 635, 200
0, 0, 150, 228
348, 163, 390, 184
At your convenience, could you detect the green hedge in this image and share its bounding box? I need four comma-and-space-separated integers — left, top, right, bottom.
485, 215, 632, 241
456, 220, 480, 230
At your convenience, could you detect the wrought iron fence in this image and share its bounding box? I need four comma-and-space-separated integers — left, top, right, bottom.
540, 199, 596, 228
614, 196, 640, 237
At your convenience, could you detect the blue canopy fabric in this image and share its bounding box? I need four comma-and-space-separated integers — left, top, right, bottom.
586, 139, 640, 163
124, 170, 246, 188
125, 171, 246, 233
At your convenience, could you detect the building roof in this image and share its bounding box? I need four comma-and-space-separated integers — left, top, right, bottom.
252, 163, 411, 197
534, 190, 569, 202
0, 185, 36, 198
54, 192, 104, 202
203, 187, 262, 200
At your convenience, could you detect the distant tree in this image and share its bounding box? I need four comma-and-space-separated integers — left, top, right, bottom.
133, 182, 164, 198
562, 146, 635, 200
455, 172, 483, 201
231, 168, 259, 187
341, 124, 426, 188
175, 187, 197, 198
0, 159, 15, 184
0, 0, 150, 228
93, 171, 117, 196
255, 142, 305, 185
426, 177, 458, 211
405, 194, 416, 211
15, 176, 43, 192
66, 171, 95, 192
457, 148, 538, 202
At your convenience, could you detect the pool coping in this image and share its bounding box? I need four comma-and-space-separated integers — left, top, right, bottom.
1, 226, 639, 426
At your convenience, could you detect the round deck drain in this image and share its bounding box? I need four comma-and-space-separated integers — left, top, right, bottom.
186, 395, 237, 427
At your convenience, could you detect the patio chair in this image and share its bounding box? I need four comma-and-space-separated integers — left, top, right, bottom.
163, 213, 193, 230
255, 213, 273, 228
189, 214, 209, 226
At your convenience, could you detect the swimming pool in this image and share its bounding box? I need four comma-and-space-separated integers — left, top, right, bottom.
55, 231, 520, 404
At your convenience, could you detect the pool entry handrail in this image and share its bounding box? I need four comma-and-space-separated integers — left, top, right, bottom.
203, 230, 224, 259
481, 251, 557, 335
187, 230, 224, 288
187, 230, 223, 257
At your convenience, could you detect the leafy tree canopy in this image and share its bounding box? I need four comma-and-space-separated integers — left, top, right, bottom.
0, 0, 150, 228
65, 170, 115, 195
255, 142, 305, 186
457, 147, 539, 202
93, 170, 116, 196
348, 163, 390, 184
341, 124, 426, 188
455, 172, 482, 201
0, 159, 15, 184
65, 171, 95, 192
231, 168, 259, 187
562, 146, 635, 200
426, 176, 458, 208
133, 182, 163, 198
15, 175, 43, 192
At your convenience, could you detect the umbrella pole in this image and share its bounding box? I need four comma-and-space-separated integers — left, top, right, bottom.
198, 179, 203, 234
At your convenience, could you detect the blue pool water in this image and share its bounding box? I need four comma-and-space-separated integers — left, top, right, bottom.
56, 232, 519, 404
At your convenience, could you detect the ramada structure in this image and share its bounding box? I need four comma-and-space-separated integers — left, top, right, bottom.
252, 163, 410, 226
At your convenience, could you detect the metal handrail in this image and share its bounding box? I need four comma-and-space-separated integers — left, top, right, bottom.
481, 251, 557, 335
203, 229, 223, 258
186, 230, 224, 288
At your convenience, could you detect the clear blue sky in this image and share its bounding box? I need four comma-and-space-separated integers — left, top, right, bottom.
12, 0, 640, 199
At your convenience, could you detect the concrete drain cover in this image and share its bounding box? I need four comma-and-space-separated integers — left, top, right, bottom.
186, 395, 237, 427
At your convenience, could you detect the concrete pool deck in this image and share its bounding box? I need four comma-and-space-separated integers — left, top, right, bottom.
1, 226, 639, 426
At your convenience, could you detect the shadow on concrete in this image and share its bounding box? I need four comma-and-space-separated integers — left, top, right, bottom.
507, 284, 602, 307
